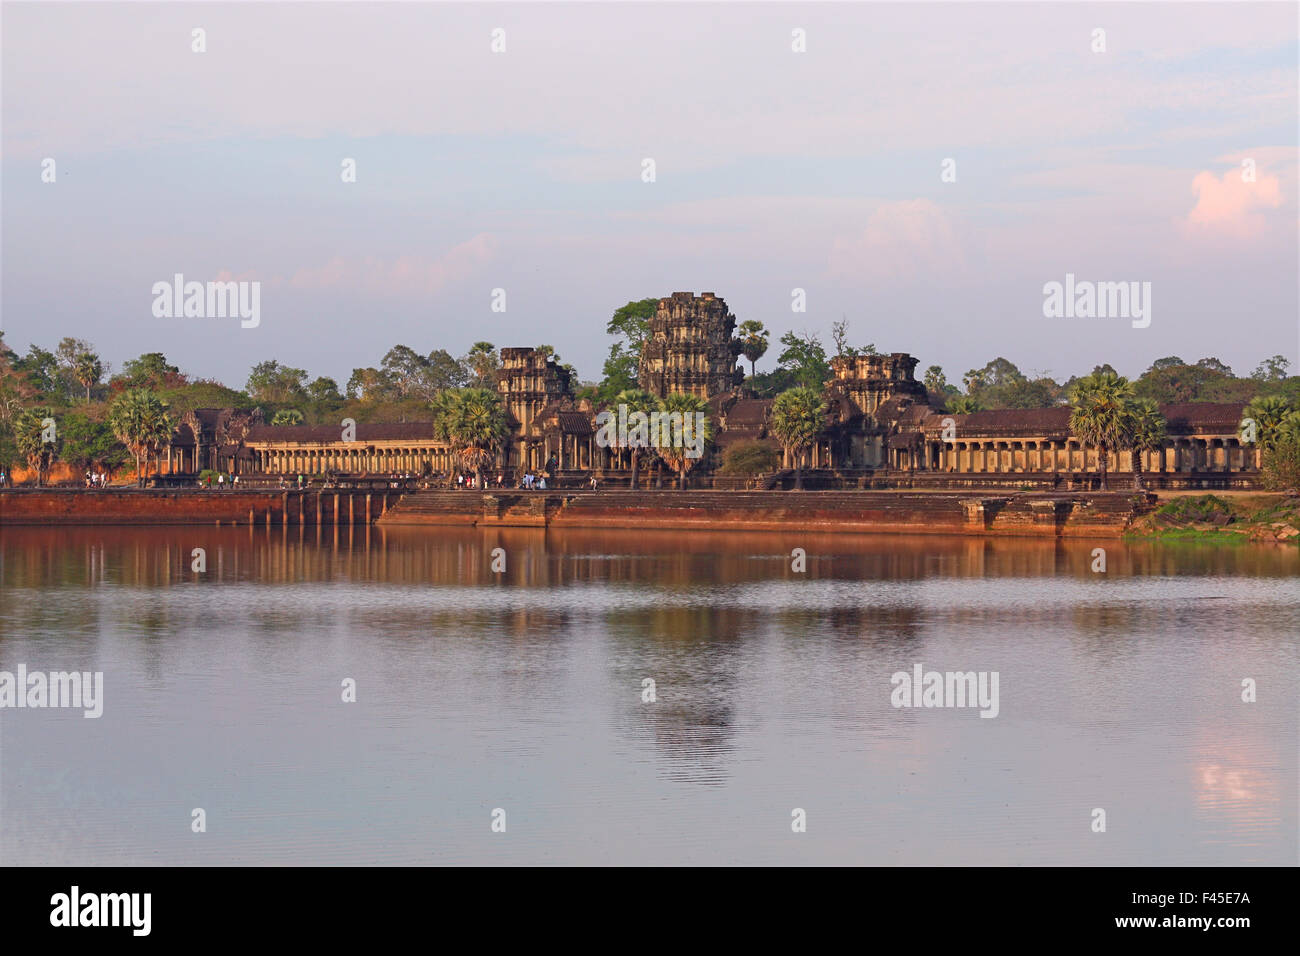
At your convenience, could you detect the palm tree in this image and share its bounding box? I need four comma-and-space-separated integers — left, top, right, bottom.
271, 409, 304, 426
1243, 395, 1293, 451
1123, 397, 1166, 489
946, 395, 981, 415
465, 342, 498, 387
431, 387, 509, 488
768, 387, 826, 490
738, 320, 769, 379
14, 408, 58, 486
652, 392, 711, 489
1068, 372, 1134, 490
612, 388, 663, 489
74, 352, 103, 403
109, 388, 173, 487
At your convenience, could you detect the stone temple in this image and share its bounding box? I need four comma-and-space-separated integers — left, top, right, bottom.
170, 290, 1264, 491
638, 292, 744, 399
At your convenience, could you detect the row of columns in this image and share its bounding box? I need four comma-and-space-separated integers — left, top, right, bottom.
917, 437, 1257, 473
253, 445, 457, 475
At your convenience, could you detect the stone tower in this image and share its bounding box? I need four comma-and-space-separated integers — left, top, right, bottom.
497, 347, 573, 435
638, 292, 743, 399
827, 352, 928, 418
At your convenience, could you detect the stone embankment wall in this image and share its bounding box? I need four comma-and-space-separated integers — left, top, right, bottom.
2, 489, 1151, 536
379, 490, 1150, 537
0, 489, 395, 526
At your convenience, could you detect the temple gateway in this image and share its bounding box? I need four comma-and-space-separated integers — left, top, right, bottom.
171, 292, 1262, 490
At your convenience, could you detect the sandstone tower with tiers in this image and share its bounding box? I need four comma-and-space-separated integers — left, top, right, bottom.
638, 292, 743, 400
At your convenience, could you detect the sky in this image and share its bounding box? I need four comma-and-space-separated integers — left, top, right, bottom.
2, 1, 1297, 392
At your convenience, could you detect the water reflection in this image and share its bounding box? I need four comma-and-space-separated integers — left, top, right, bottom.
0, 526, 1295, 865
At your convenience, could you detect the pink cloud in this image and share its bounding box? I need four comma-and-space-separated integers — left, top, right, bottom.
283, 234, 496, 295
1185, 167, 1282, 237
828, 199, 966, 281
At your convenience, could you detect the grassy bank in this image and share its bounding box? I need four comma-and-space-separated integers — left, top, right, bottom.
1127, 493, 1300, 544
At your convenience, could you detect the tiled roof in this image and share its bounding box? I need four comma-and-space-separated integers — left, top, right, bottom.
557, 411, 595, 435
1160, 402, 1245, 432
246, 422, 438, 443
725, 399, 771, 426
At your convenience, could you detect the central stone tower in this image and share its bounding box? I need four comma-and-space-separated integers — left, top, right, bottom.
638, 292, 743, 399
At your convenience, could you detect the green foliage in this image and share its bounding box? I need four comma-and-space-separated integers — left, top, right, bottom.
271, 409, 304, 426
1261, 433, 1300, 493
16, 345, 60, 396
58, 411, 127, 471
118, 352, 183, 390
1133, 356, 1259, 404
13, 406, 59, 485
599, 299, 658, 399
963, 357, 1062, 409
769, 387, 826, 458
596, 342, 640, 403
431, 387, 509, 478
776, 331, 830, 389
462, 342, 499, 387
246, 359, 307, 404
1155, 494, 1234, 522
1069, 371, 1135, 488
744, 368, 800, 399
946, 394, 982, 414
1252, 355, 1291, 382
160, 379, 252, 417
606, 299, 657, 352
1243, 395, 1293, 451
653, 391, 711, 487
738, 319, 769, 377
720, 439, 782, 475
109, 388, 174, 486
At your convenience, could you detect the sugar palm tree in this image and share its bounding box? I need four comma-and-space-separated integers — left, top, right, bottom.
1069, 371, 1134, 490
653, 392, 711, 489
612, 388, 663, 489
738, 320, 769, 378
1123, 397, 1166, 489
13, 407, 59, 486
74, 352, 103, 403
768, 386, 826, 490
431, 387, 509, 488
1243, 395, 1293, 451
109, 388, 174, 487
271, 409, 304, 426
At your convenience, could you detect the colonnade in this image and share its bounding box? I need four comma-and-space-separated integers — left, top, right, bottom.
252, 444, 457, 475
917, 436, 1256, 473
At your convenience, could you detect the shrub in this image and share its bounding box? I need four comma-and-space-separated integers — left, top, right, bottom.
1261, 434, 1300, 493
720, 440, 782, 475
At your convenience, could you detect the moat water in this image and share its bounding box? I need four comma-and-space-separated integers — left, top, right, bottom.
1, 525, 1296, 865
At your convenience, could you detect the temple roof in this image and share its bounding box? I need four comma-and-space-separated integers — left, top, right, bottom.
556, 410, 595, 435
246, 422, 438, 443
1160, 402, 1245, 432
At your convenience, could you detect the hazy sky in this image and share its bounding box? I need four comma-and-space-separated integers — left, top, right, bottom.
3, 1, 1297, 391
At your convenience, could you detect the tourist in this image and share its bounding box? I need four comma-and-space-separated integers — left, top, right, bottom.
538, 476, 547, 490
589, 474, 598, 490
218, 473, 225, 490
